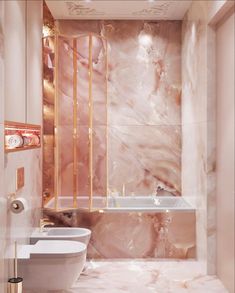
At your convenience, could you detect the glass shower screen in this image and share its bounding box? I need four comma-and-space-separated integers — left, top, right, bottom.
43, 33, 108, 211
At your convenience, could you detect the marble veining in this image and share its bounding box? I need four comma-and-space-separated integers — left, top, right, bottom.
45, 210, 196, 259
25, 261, 228, 293
43, 20, 182, 198
181, 0, 217, 274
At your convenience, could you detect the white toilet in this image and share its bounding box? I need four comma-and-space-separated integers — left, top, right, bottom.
18, 240, 86, 291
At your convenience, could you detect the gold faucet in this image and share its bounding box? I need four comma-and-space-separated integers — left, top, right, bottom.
40, 218, 55, 232
122, 184, 125, 197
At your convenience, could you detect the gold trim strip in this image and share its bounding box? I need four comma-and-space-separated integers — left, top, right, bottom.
73, 39, 78, 209
5, 146, 41, 153
105, 39, 109, 208
54, 33, 59, 211
43, 32, 106, 40
88, 35, 93, 211
4, 121, 41, 130
43, 207, 102, 213
41, 36, 45, 209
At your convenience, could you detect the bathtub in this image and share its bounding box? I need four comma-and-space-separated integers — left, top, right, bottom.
44, 195, 195, 212
44, 195, 196, 259
107, 196, 194, 212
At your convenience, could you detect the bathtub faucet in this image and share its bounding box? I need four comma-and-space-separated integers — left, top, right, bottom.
155, 183, 177, 196
156, 185, 164, 194
151, 186, 163, 198
40, 218, 55, 232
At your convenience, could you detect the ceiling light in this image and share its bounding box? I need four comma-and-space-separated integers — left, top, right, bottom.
43, 25, 51, 38
138, 34, 153, 47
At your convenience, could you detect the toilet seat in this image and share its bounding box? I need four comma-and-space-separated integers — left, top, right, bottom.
19, 240, 86, 259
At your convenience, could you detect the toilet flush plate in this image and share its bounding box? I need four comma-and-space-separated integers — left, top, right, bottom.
16, 167, 24, 191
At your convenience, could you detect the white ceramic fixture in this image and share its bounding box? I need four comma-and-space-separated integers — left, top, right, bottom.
30, 227, 91, 245
18, 240, 87, 291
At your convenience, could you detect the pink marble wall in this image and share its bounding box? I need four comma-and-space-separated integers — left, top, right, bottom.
216, 8, 234, 293
182, 0, 217, 275
43, 19, 197, 260
43, 36, 55, 200
45, 210, 196, 259
54, 20, 182, 197
182, 2, 208, 271
57, 34, 107, 197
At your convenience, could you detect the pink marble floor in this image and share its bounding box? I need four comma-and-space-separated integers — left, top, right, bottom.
68, 261, 227, 293
25, 261, 228, 293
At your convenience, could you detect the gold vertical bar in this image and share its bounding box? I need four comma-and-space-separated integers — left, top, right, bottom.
73, 39, 78, 208
88, 35, 93, 211
54, 33, 59, 211
105, 39, 108, 208
41, 37, 45, 208
14, 241, 17, 278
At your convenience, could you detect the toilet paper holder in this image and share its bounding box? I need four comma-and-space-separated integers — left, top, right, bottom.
8, 193, 28, 214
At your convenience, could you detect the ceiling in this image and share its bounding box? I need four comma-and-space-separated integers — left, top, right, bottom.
45, 0, 192, 20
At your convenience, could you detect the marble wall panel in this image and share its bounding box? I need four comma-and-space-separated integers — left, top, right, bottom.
182, 0, 217, 274
43, 134, 54, 197
45, 210, 196, 260
108, 125, 181, 195
57, 20, 182, 127
216, 8, 234, 292
181, 1, 208, 271
43, 36, 55, 199
50, 20, 182, 199
0, 124, 6, 291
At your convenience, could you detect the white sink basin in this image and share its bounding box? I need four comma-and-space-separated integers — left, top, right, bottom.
30, 227, 91, 246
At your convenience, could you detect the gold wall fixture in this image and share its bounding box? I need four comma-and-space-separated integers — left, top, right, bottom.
54, 33, 59, 211
43, 33, 108, 212
88, 34, 93, 211
105, 38, 109, 208
73, 38, 78, 209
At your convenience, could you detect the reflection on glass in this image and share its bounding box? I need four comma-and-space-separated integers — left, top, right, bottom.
43, 34, 108, 211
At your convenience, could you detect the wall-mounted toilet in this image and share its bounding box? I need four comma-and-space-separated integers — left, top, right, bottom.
18, 240, 86, 291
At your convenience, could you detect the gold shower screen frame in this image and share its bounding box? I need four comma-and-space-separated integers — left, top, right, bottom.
53, 32, 108, 212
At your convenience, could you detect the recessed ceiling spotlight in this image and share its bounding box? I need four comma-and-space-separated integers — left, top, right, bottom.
138, 34, 153, 47
148, 0, 155, 2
